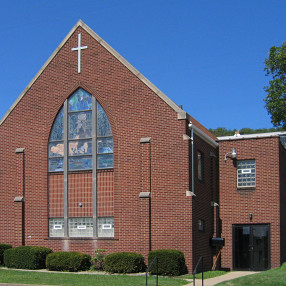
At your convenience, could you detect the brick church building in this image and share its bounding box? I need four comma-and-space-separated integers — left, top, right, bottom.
0, 20, 285, 272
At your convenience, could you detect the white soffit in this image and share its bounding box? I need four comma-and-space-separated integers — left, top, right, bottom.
0, 20, 186, 126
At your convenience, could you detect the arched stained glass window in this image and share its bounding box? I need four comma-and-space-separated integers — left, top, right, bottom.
48, 88, 114, 172
48, 88, 114, 239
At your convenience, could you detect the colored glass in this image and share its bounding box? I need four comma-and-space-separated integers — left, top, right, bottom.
49, 142, 64, 157
49, 107, 64, 141
97, 137, 113, 154
97, 154, 114, 169
69, 139, 92, 156
68, 88, 92, 111
97, 103, 112, 137
68, 111, 92, 139
68, 156, 92, 170
49, 157, 64, 172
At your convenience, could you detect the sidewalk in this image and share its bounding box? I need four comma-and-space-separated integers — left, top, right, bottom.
184, 271, 259, 286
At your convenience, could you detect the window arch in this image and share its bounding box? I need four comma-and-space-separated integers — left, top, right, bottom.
48, 88, 114, 172
48, 88, 114, 238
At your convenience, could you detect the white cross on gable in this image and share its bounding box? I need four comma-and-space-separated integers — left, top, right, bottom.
71, 33, 88, 73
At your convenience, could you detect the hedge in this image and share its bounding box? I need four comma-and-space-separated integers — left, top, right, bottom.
148, 249, 188, 276
46, 252, 91, 272
0, 244, 12, 265
4, 246, 52, 270
104, 252, 146, 273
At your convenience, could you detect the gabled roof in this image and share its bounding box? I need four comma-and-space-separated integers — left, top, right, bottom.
0, 20, 217, 146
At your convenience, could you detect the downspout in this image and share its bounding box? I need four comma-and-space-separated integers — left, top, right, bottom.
188, 123, 195, 195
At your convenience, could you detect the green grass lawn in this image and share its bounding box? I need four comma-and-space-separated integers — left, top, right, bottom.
0, 268, 189, 286
218, 266, 286, 285
180, 270, 228, 280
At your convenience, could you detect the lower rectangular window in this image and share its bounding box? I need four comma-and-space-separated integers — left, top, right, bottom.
49, 218, 64, 237
98, 217, 114, 238
49, 217, 114, 238
69, 217, 93, 237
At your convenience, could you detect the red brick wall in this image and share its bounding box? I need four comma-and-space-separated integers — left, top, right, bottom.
192, 134, 219, 270
219, 137, 281, 269
97, 170, 114, 217
49, 173, 64, 217
0, 26, 200, 270
68, 172, 93, 217
279, 142, 286, 264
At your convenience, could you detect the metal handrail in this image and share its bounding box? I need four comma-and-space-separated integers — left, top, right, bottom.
193, 256, 204, 286
146, 256, 158, 286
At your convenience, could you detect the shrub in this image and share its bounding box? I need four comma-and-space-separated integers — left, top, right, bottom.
0, 244, 12, 265
46, 252, 91, 272
91, 249, 106, 271
148, 249, 188, 276
104, 252, 146, 273
4, 246, 52, 270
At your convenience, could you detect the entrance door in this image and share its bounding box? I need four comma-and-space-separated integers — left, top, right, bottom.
233, 224, 270, 270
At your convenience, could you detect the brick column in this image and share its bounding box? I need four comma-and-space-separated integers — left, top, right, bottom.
139, 137, 151, 259
14, 148, 25, 246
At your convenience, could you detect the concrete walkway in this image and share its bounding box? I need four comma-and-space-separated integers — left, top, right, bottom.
184, 271, 259, 286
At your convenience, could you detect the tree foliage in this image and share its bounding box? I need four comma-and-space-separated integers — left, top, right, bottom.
264, 42, 286, 129
209, 127, 283, 137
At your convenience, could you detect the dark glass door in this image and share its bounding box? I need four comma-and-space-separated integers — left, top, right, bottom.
233, 224, 270, 271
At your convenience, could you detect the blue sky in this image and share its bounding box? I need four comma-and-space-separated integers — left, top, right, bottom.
0, 0, 285, 130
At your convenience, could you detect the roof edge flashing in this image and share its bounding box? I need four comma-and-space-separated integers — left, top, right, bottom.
188, 122, 219, 148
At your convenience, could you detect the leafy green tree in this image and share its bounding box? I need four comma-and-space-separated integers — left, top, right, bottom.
264, 42, 286, 129
208, 127, 236, 137
209, 127, 284, 137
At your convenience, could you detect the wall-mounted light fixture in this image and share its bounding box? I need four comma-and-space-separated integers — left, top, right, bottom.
224, 148, 237, 162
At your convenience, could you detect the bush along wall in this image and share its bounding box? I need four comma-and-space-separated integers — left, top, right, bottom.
4, 246, 52, 270
104, 252, 146, 273
46, 252, 91, 272
0, 244, 12, 265
148, 249, 188, 276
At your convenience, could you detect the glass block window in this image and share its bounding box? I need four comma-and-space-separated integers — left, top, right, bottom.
98, 217, 114, 238
237, 160, 256, 188
49, 218, 64, 237
69, 218, 93, 237
48, 88, 114, 172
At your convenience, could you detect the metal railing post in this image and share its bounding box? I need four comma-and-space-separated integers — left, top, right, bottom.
146, 256, 158, 286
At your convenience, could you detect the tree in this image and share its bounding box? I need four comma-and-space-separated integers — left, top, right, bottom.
264, 42, 286, 129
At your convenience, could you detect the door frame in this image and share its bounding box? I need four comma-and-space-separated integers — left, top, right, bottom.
232, 224, 270, 271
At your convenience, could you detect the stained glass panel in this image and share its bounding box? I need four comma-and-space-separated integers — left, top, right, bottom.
97, 137, 113, 154
49, 107, 64, 141
49, 142, 64, 157
49, 157, 64, 172
69, 156, 92, 170
68, 89, 92, 111
97, 103, 112, 137
69, 139, 92, 156
68, 111, 92, 139
97, 154, 114, 169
